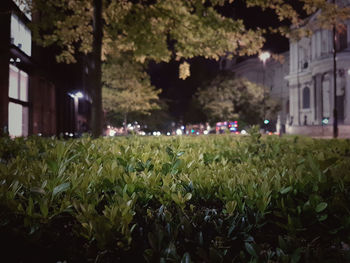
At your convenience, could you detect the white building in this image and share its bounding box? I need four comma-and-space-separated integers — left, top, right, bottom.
285, 8, 350, 137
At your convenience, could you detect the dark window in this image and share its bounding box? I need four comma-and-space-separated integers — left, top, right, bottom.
303, 87, 310, 109
336, 25, 347, 51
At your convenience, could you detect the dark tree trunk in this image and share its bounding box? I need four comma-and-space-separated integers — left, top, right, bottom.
90, 0, 103, 137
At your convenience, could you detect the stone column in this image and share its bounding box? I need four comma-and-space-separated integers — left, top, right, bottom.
329, 72, 335, 125
344, 70, 350, 124
314, 74, 323, 124
347, 21, 350, 49
289, 85, 300, 126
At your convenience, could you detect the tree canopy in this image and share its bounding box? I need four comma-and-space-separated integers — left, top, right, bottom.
23, 0, 350, 136
196, 72, 280, 125
102, 52, 161, 133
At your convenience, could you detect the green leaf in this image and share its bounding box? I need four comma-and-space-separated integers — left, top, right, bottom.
291, 248, 302, 263
278, 236, 287, 251
172, 159, 182, 171
162, 163, 172, 175
30, 187, 46, 195
184, 193, 192, 201
46, 160, 58, 173
315, 202, 328, 213
199, 231, 204, 246
52, 182, 70, 198
181, 252, 191, 263
318, 214, 328, 222
225, 200, 237, 215
40, 200, 49, 218
117, 157, 127, 167
177, 151, 185, 157
280, 186, 292, 194
245, 242, 258, 258
27, 197, 34, 216
166, 147, 174, 159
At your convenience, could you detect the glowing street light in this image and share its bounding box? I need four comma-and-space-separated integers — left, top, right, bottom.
68, 91, 84, 133
68, 91, 84, 99
259, 51, 271, 131
75, 91, 83, 98
259, 51, 271, 65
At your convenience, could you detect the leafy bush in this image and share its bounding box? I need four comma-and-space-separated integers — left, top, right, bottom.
1, 133, 350, 262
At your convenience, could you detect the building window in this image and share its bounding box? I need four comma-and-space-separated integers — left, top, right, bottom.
8, 64, 29, 137
10, 14, 32, 56
336, 25, 347, 51
302, 86, 310, 109
12, 0, 32, 20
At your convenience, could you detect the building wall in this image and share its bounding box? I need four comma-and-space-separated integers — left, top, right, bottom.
31, 76, 56, 135
0, 0, 59, 137
285, 15, 350, 137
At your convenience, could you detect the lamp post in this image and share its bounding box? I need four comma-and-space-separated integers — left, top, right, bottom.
69, 91, 84, 134
332, 0, 338, 138
259, 51, 271, 132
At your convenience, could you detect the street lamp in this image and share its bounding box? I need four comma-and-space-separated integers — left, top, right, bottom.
68, 91, 84, 133
68, 91, 84, 99
332, 0, 338, 138
259, 51, 271, 132
259, 51, 271, 66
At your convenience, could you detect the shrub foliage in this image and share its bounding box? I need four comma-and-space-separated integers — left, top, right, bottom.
1, 132, 350, 262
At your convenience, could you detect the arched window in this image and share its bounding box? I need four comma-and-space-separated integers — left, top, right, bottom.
302, 86, 310, 109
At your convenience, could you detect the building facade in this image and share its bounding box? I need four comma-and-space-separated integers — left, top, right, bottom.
285, 11, 350, 137
0, 0, 58, 137
0, 0, 90, 137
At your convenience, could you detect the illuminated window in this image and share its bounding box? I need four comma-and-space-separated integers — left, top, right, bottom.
9, 65, 28, 101
8, 102, 28, 137
9, 65, 19, 99
10, 14, 32, 56
8, 64, 29, 137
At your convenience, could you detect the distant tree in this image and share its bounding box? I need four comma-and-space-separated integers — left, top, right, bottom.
102, 53, 161, 134
196, 72, 280, 125
184, 98, 207, 124
132, 99, 174, 133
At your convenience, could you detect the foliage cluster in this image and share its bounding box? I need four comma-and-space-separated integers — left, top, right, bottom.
196, 73, 280, 124
1, 133, 350, 262
102, 53, 161, 131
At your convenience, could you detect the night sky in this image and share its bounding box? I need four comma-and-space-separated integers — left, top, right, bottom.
148, 0, 297, 123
